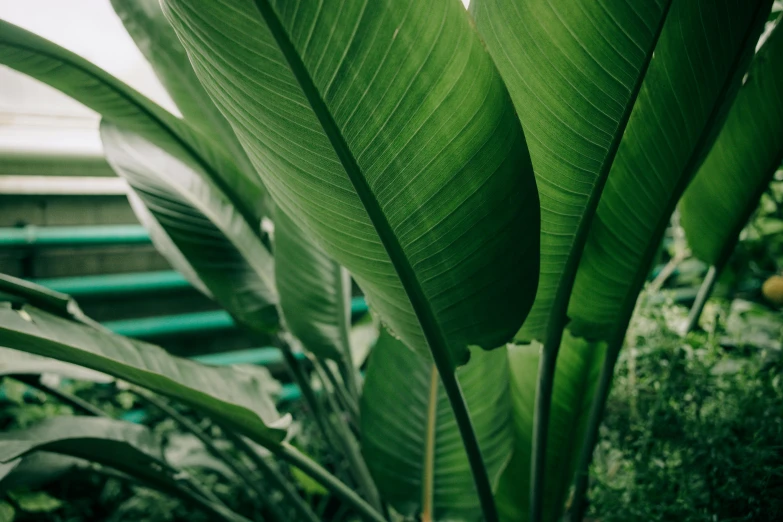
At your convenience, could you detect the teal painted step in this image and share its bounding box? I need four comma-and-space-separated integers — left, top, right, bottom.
0, 225, 149, 247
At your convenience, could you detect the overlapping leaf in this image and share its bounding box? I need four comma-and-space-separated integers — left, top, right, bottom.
495, 332, 606, 522
360, 330, 512, 521
161, 0, 539, 368
569, 0, 773, 337
471, 0, 670, 344
680, 20, 783, 266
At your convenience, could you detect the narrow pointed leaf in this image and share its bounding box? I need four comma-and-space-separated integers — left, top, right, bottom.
161, 0, 539, 367
100, 121, 278, 330
0, 452, 83, 492
471, 0, 670, 344
0, 20, 265, 227
0, 303, 288, 446
569, 0, 773, 337
360, 330, 513, 521
680, 21, 783, 266
495, 332, 606, 522
108, 0, 263, 207
274, 208, 351, 361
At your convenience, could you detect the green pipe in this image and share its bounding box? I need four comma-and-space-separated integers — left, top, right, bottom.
28, 271, 369, 316
32, 271, 190, 297
191, 347, 305, 367
0, 225, 149, 247
104, 310, 234, 338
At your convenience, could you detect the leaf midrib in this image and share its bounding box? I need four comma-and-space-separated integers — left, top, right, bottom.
249, 1, 457, 369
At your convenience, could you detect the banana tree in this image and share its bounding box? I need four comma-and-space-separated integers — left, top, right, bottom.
0, 1, 779, 521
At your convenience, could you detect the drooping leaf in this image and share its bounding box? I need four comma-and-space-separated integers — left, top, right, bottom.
470, 0, 671, 344
0, 303, 288, 446
569, 0, 773, 338
0, 417, 250, 522
109, 0, 251, 161
0, 346, 110, 383
0, 20, 266, 227
0, 452, 84, 493
100, 121, 278, 331
680, 20, 783, 267
0, 417, 164, 484
161, 0, 539, 368
274, 208, 351, 361
126, 192, 212, 298
495, 331, 607, 522
360, 329, 513, 521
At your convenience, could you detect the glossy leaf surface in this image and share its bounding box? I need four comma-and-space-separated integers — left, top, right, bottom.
569, 0, 772, 336
161, 0, 539, 367
471, 0, 670, 344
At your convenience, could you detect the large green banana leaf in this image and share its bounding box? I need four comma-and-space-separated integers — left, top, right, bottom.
274, 208, 351, 362
680, 20, 783, 267
360, 330, 512, 521
568, 0, 773, 338
160, 0, 539, 368
494, 332, 606, 522
0, 302, 288, 446
0, 20, 265, 228
108, 0, 262, 204
470, 0, 670, 345
100, 121, 278, 331
0, 274, 96, 327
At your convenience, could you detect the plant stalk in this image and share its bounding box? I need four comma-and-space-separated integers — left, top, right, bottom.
227, 433, 321, 522
251, 1, 497, 519
313, 362, 381, 510
270, 442, 387, 522
276, 338, 332, 444
529, 343, 558, 522
133, 387, 274, 509
319, 359, 360, 426
12, 375, 109, 417
89, 465, 250, 522
684, 265, 720, 334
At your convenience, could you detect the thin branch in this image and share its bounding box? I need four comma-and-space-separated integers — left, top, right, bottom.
11, 375, 109, 417
270, 442, 387, 522
132, 387, 276, 509
313, 361, 380, 511
226, 431, 321, 522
